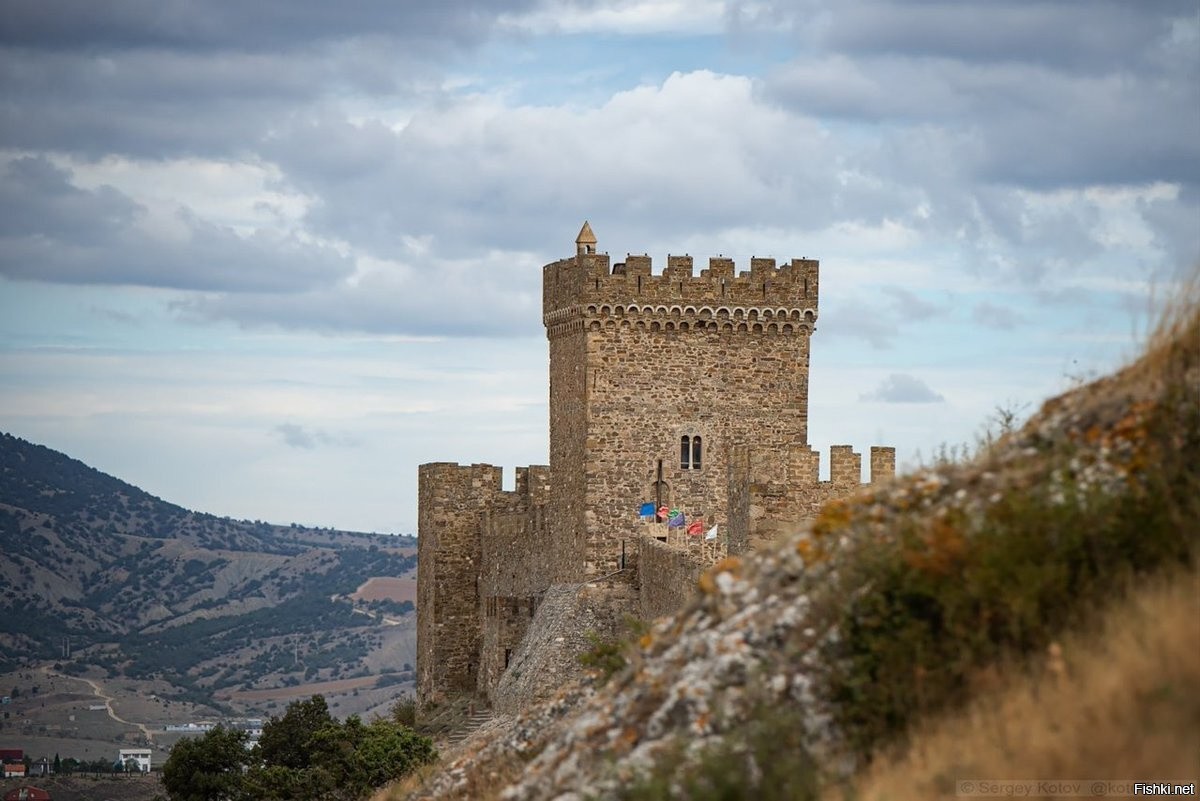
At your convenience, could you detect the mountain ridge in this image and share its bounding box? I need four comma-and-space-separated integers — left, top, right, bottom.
0, 430, 418, 715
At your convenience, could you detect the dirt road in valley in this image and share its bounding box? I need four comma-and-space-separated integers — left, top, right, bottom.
71, 674, 155, 743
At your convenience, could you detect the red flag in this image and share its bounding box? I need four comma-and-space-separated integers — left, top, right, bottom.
686, 519, 704, 536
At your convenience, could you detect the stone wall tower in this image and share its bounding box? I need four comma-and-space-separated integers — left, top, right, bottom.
416, 463, 505, 705
542, 223, 821, 576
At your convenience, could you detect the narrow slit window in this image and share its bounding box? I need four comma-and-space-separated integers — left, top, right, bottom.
692, 436, 702, 470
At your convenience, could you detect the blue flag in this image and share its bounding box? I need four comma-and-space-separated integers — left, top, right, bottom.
639, 502, 656, 517
667, 511, 686, 528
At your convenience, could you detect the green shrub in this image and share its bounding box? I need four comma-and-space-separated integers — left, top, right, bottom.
390, 695, 417, 727
816, 375, 1200, 760
616, 704, 821, 801
578, 617, 649, 686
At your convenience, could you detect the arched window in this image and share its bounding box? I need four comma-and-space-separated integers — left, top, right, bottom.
680, 435, 703, 470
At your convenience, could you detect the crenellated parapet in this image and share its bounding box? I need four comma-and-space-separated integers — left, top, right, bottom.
724, 443, 897, 552
543, 252, 819, 339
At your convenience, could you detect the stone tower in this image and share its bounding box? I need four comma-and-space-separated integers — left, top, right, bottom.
417, 223, 893, 708
542, 223, 821, 576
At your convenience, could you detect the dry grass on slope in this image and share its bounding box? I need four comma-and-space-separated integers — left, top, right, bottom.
840, 563, 1200, 801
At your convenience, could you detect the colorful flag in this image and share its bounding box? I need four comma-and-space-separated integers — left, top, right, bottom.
704, 524, 718, 541
667, 511, 686, 528
656, 506, 670, 520
639, 502, 655, 518
686, 520, 704, 536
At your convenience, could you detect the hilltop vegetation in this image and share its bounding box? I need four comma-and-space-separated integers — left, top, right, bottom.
394, 288, 1199, 800
0, 433, 418, 709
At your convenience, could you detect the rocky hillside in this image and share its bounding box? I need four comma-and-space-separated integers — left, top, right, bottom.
0, 433, 418, 709
393, 293, 1199, 800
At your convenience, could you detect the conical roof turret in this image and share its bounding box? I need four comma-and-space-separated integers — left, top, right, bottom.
575, 221, 597, 254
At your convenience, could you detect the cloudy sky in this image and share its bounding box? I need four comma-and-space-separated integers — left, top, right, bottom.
1, 0, 1196, 534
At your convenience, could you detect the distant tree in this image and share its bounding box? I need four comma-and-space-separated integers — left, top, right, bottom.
348, 716, 435, 792
255, 695, 334, 771
162, 726, 250, 801
245, 711, 435, 801
53, 752, 60, 773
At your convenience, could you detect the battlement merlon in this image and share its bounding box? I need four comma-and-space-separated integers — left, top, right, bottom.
417, 462, 551, 515
542, 252, 820, 320
744, 444, 898, 488
418, 462, 504, 494
513, 465, 551, 507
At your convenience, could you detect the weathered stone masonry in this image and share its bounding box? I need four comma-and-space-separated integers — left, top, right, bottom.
417, 223, 895, 708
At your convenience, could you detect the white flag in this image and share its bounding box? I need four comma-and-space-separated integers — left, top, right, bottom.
705, 524, 718, 541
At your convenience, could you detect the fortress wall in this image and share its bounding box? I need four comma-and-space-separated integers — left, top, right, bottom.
478, 467, 554, 599
637, 537, 707, 621
416, 463, 503, 706
728, 445, 900, 551
491, 580, 638, 714
478, 589, 538, 698
477, 466, 557, 696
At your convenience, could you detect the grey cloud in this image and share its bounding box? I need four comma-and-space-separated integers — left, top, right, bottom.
821, 287, 947, 349
88, 306, 141, 325
882, 286, 944, 321
0, 156, 141, 241
972, 301, 1021, 330
1, 0, 1193, 342
738, 1, 1198, 319
0, 44, 435, 160
1139, 185, 1200, 271
0, 2, 535, 160
747, 0, 1195, 72
0, 156, 353, 292
274, 423, 359, 450
759, 1, 1199, 192
821, 0, 1191, 71
265, 72, 850, 262
0, 0, 534, 52
820, 300, 899, 349
860, 373, 946, 403
766, 57, 1199, 191
177, 257, 542, 338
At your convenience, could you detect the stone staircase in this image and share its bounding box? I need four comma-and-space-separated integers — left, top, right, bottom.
446, 705, 493, 746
